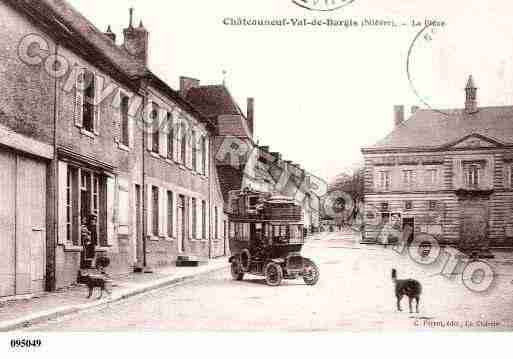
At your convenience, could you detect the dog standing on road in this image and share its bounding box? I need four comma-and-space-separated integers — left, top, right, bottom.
392, 269, 422, 313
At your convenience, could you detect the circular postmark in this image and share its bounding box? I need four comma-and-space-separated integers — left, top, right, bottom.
292, 0, 355, 12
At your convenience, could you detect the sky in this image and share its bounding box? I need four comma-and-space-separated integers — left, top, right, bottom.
70, 0, 513, 183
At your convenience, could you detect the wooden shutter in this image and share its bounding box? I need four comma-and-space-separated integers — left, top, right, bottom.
159, 118, 168, 158
159, 187, 166, 237
58, 161, 68, 245
197, 199, 202, 240
93, 74, 100, 135
186, 123, 192, 169
146, 105, 153, 151
188, 197, 192, 239
106, 176, 116, 247
74, 69, 84, 127
146, 185, 152, 236
205, 137, 210, 177
113, 91, 121, 143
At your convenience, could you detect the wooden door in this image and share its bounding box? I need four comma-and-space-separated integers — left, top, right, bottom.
0, 151, 16, 297
460, 200, 489, 250
16, 156, 46, 294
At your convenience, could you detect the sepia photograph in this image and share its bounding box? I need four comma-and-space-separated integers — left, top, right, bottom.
0, 0, 513, 356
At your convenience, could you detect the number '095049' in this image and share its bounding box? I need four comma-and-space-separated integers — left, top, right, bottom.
10, 339, 42, 349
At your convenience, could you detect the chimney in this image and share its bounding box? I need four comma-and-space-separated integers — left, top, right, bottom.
271, 152, 282, 161
247, 98, 254, 137
465, 75, 478, 114
394, 105, 405, 127
123, 8, 149, 65
179, 77, 200, 97
411, 105, 419, 115
104, 25, 116, 43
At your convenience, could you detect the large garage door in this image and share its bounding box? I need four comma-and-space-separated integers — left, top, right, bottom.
0, 150, 46, 297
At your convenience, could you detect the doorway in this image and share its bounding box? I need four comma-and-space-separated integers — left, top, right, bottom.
0, 150, 46, 297
403, 218, 415, 246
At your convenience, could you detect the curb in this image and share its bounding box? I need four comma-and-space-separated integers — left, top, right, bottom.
0, 263, 229, 332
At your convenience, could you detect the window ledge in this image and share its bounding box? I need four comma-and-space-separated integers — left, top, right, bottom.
116, 142, 131, 152
80, 128, 96, 139
62, 244, 83, 253
147, 235, 160, 241
149, 151, 160, 159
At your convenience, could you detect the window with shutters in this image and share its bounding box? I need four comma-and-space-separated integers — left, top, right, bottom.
167, 112, 174, 159
167, 190, 174, 237
120, 94, 130, 146
152, 186, 159, 236
151, 103, 160, 154
180, 123, 187, 164
82, 70, 96, 133
201, 136, 207, 175
192, 130, 197, 172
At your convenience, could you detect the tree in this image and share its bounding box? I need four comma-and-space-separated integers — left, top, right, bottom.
328, 162, 365, 227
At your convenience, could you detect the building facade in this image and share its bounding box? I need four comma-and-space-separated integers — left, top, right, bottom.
361, 76, 513, 250
0, 0, 226, 298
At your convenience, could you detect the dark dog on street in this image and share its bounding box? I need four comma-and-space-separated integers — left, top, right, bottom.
392, 269, 422, 313
77, 270, 111, 300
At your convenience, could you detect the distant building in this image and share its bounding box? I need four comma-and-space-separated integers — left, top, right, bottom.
184, 83, 320, 235
361, 76, 513, 250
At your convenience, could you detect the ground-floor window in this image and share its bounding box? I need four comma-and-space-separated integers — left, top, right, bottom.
65, 165, 107, 247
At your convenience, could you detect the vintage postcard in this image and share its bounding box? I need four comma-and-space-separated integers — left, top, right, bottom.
1, 0, 513, 355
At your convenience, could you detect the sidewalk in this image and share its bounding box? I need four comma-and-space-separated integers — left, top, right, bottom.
0, 258, 229, 332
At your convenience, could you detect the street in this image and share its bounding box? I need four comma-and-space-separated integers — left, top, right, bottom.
30, 232, 513, 331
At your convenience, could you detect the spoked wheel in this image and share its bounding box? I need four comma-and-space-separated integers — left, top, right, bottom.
231, 259, 244, 281
302, 258, 320, 286
265, 262, 283, 286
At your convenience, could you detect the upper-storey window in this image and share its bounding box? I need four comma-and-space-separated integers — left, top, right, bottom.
167, 112, 174, 159
426, 169, 438, 186
402, 170, 414, 187
120, 94, 130, 146
378, 170, 391, 191
466, 164, 480, 188
151, 103, 160, 154
180, 123, 187, 164
192, 130, 197, 172
201, 136, 207, 176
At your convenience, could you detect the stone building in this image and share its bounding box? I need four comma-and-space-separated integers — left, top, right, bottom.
361, 76, 513, 250
0, 0, 225, 298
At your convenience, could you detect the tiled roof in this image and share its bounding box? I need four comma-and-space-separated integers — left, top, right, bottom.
186, 85, 241, 118
364, 106, 513, 151
185, 85, 252, 139
216, 165, 243, 203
